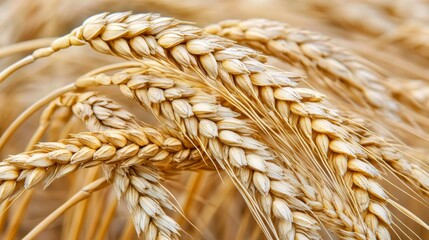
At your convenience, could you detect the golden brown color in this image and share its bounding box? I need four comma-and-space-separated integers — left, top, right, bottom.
1, 1, 429, 240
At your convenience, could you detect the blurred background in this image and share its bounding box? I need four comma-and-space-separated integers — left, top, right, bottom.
1, 0, 428, 239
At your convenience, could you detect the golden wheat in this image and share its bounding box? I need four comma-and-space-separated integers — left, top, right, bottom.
1, 8, 429, 240
0, 12, 397, 239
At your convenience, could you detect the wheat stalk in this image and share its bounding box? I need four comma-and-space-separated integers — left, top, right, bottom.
21, 177, 109, 240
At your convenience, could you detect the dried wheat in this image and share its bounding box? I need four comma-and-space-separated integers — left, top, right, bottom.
0, 126, 206, 202
388, 78, 429, 110
49, 91, 140, 131
81, 69, 393, 239
51, 13, 394, 237
205, 18, 429, 196
112, 165, 181, 239
205, 18, 429, 149
59, 63, 383, 238
305, 0, 429, 61
205, 19, 402, 118
0, 12, 415, 238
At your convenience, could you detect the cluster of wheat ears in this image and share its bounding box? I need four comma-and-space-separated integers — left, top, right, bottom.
1, 8, 429, 240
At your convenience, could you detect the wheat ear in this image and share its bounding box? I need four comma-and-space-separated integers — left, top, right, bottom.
0, 12, 396, 238
204, 18, 429, 197
112, 164, 181, 239
304, 0, 429, 61
82, 68, 393, 239
205, 18, 429, 135
2, 90, 320, 239
0, 126, 205, 200
47, 91, 140, 131
66, 62, 381, 239
205, 19, 401, 117
388, 78, 429, 111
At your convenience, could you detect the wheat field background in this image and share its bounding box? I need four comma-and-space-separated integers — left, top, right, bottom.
0, 0, 429, 239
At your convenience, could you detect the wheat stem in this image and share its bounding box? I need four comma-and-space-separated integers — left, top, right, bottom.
2, 99, 72, 239
67, 167, 100, 240
0, 38, 54, 58
0, 56, 35, 83
93, 191, 118, 240
119, 217, 136, 240
84, 189, 106, 240
0, 83, 76, 151
22, 178, 109, 240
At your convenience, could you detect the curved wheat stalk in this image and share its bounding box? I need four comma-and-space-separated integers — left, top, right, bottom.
22, 178, 109, 240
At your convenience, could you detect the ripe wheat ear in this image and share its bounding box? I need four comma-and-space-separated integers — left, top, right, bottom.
1, 11, 429, 239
